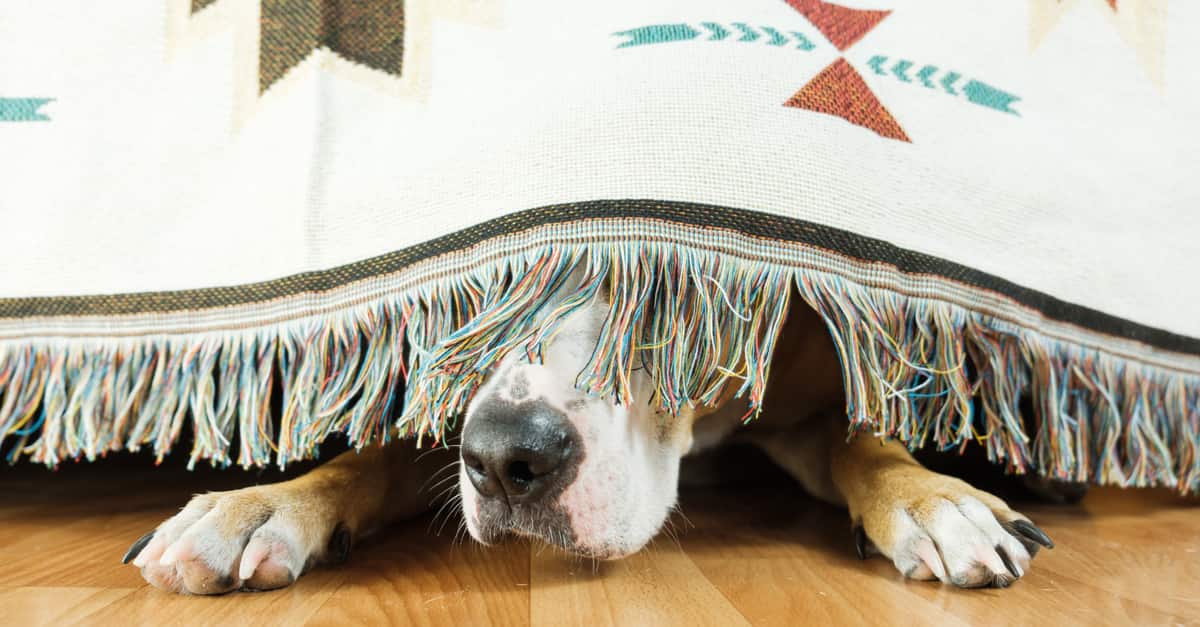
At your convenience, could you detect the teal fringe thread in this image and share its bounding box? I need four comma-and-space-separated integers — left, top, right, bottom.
0, 242, 1197, 493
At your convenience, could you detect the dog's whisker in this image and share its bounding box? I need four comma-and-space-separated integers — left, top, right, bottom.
432, 480, 459, 500
424, 469, 461, 495
662, 520, 684, 551
413, 446, 450, 464
438, 494, 463, 530
428, 490, 463, 535
428, 483, 460, 513
671, 505, 695, 531
439, 495, 464, 535
424, 477, 458, 501
418, 460, 461, 493
451, 518, 469, 549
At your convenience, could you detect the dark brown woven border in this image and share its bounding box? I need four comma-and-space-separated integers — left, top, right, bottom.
3, 199, 1197, 355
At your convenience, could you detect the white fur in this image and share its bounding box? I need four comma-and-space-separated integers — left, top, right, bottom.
886, 496, 1031, 586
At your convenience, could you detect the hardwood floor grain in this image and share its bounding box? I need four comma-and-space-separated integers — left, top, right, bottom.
0, 455, 1196, 626
305, 526, 529, 626
530, 540, 752, 626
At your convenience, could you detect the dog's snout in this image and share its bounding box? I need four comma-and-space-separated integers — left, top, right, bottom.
461, 400, 577, 505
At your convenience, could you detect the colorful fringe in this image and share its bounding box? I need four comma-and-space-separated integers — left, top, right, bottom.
1, 241, 1197, 494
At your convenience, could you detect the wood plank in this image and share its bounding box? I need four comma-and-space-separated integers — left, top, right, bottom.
675, 489, 971, 626
530, 539, 751, 626
677, 485, 1198, 626
77, 570, 351, 626
0, 586, 137, 626
1015, 489, 1200, 623
0, 455, 1197, 626
305, 516, 530, 627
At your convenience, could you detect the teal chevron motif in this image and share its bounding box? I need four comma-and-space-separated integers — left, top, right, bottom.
940, 71, 961, 95
862, 55, 1018, 116
0, 98, 53, 121
891, 59, 913, 82
791, 32, 816, 51
614, 22, 818, 52
762, 26, 788, 46
916, 65, 937, 88
867, 55, 887, 75
733, 23, 759, 42
701, 22, 729, 41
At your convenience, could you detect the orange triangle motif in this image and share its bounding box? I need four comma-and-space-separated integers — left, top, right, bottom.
785, 58, 910, 142
785, 0, 891, 51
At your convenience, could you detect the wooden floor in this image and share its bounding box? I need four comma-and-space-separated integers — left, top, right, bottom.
1, 454, 1197, 627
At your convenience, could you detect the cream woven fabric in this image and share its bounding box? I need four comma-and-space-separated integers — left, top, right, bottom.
1, 1, 1196, 491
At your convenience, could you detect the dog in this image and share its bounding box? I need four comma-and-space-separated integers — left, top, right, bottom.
121, 274, 1056, 594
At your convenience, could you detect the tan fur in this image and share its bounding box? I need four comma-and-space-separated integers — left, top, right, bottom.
726, 303, 1038, 585
131, 440, 454, 594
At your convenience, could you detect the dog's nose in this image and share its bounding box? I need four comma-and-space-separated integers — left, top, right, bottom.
461, 400, 576, 505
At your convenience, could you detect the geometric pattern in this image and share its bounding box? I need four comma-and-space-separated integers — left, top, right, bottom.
784, 0, 890, 51
782, 0, 910, 142
168, 0, 501, 130
785, 58, 910, 141
190, 0, 404, 93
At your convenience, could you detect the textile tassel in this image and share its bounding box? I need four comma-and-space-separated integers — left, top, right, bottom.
30, 349, 69, 465
575, 243, 655, 405
276, 323, 321, 464
571, 245, 791, 418
0, 346, 50, 463
237, 334, 277, 468
291, 319, 365, 462
186, 337, 225, 468
1082, 355, 1123, 485
1117, 369, 1176, 487
795, 275, 976, 448
525, 248, 611, 367
116, 345, 154, 453
209, 336, 243, 467
342, 302, 405, 451
964, 319, 1031, 473
57, 349, 89, 460
399, 248, 584, 443
1174, 382, 1200, 492
0, 239, 1197, 495
397, 278, 488, 442
792, 270, 1198, 492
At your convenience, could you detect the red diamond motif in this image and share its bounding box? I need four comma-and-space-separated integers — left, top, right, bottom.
785, 58, 910, 142
783, 0, 909, 141
785, 0, 891, 51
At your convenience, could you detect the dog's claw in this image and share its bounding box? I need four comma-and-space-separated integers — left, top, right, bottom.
853, 524, 868, 560
122, 531, 155, 564
1010, 520, 1054, 549
996, 545, 1021, 578
327, 524, 352, 564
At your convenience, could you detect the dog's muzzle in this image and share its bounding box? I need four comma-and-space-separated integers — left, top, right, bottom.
461, 399, 582, 514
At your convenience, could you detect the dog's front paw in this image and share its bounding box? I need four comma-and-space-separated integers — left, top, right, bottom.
122, 485, 348, 595
855, 480, 1054, 589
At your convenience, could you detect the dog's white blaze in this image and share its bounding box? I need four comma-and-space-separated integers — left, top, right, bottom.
556, 371, 684, 558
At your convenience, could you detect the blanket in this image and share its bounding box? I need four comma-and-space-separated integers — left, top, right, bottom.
1, 0, 1197, 492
